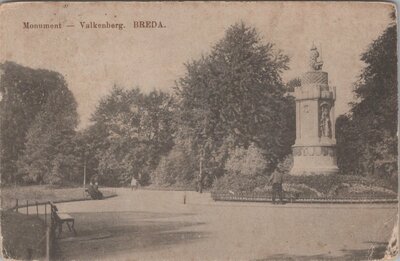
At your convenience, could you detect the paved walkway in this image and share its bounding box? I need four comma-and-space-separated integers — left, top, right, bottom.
52, 189, 397, 260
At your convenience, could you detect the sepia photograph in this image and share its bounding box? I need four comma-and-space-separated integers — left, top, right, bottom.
0, 2, 398, 260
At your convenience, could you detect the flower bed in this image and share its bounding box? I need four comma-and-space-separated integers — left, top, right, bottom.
212, 174, 397, 200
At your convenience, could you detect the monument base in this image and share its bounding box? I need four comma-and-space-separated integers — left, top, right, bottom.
290, 145, 339, 176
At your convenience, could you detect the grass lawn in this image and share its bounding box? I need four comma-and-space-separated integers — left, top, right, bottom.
1, 210, 46, 260
1, 185, 117, 210
1, 185, 117, 259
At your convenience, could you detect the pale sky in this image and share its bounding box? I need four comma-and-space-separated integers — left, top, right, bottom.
0, 2, 394, 129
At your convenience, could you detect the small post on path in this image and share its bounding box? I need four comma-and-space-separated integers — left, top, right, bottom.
45, 226, 50, 261
183, 191, 186, 204
16, 199, 18, 212
36, 201, 39, 217
26, 200, 28, 215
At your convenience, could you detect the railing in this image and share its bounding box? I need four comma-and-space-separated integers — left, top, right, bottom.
211, 191, 398, 204
10, 199, 57, 260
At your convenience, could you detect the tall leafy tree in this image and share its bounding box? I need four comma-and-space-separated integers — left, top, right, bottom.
86, 86, 175, 186
336, 12, 397, 177
16, 74, 79, 184
0, 62, 78, 184
175, 22, 295, 191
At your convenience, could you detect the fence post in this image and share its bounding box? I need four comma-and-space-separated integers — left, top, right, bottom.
26, 200, 28, 215
27, 248, 32, 260
44, 203, 47, 226
45, 226, 50, 261
36, 201, 39, 217
16, 199, 18, 212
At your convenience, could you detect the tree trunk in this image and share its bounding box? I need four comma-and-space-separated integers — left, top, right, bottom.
198, 157, 203, 193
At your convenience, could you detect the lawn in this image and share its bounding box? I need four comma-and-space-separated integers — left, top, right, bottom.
1, 210, 46, 260
0, 185, 117, 260
1, 185, 117, 210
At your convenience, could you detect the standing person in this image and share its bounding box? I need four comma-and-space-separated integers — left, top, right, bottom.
131, 176, 137, 191
269, 171, 284, 204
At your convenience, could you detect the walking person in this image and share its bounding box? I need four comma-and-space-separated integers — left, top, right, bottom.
269, 171, 284, 204
131, 176, 138, 191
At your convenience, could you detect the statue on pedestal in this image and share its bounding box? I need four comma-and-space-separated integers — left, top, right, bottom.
309, 44, 323, 71
290, 44, 339, 175
320, 104, 331, 138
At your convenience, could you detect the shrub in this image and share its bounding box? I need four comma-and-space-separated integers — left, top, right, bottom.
212, 174, 270, 193
224, 144, 268, 177
212, 144, 270, 193
213, 173, 398, 198
275, 154, 293, 174
151, 144, 197, 188
285, 174, 340, 195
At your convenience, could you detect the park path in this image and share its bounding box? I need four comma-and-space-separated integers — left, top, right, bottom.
53, 189, 397, 260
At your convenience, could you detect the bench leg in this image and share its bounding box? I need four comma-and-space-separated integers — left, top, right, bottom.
58, 223, 63, 238
66, 222, 72, 232
71, 220, 77, 236
66, 221, 77, 236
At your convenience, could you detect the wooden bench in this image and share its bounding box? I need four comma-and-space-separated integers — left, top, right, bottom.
50, 202, 77, 238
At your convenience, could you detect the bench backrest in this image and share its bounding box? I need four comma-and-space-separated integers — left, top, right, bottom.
49, 202, 61, 223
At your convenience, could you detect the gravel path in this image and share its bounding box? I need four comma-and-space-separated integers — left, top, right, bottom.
52, 189, 397, 260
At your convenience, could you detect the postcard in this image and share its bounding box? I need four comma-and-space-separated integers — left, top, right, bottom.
0, 2, 398, 260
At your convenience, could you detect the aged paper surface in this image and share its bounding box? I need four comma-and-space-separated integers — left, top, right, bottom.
0, 2, 398, 260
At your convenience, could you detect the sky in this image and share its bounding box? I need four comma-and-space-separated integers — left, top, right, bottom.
0, 2, 394, 129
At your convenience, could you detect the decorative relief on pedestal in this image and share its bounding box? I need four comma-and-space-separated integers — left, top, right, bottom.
303, 104, 309, 113
302, 72, 328, 85
293, 146, 336, 157
320, 102, 331, 138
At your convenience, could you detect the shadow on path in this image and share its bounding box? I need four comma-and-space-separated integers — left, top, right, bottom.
56, 211, 208, 260
260, 241, 387, 261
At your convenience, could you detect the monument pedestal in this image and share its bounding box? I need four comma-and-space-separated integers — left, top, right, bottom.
291, 145, 339, 176
290, 45, 339, 176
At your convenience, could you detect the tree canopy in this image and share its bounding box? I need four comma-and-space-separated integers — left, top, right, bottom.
0, 62, 79, 184
83, 87, 175, 186
336, 15, 397, 178
175, 22, 295, 189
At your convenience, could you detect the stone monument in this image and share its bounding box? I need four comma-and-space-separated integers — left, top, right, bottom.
290, 44, 339, 175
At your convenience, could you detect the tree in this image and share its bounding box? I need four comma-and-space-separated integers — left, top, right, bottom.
16, 71, 79, 184
86, 86, 175, 186
151, 142, 197, 187
175, 22, 295, 190
285, 77, 301, 92
0, 62, 79, 184
224, 143, 268, 177
336, 12, 397, 177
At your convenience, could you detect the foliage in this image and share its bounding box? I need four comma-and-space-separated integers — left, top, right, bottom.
212, 174, 397, 198
17, 85, 79, 184
85, 87, 175, 186
224, 143, 268, 177
336, 16, 397, 178
175, 22, 295, 188
0, 62, 61, 183
275, 154, 293, 174
285, 77, 301, 92
151, 142, 197, 187
212, 173, 270, 193
0, 62, 79, 185
285, 174, 340, 195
